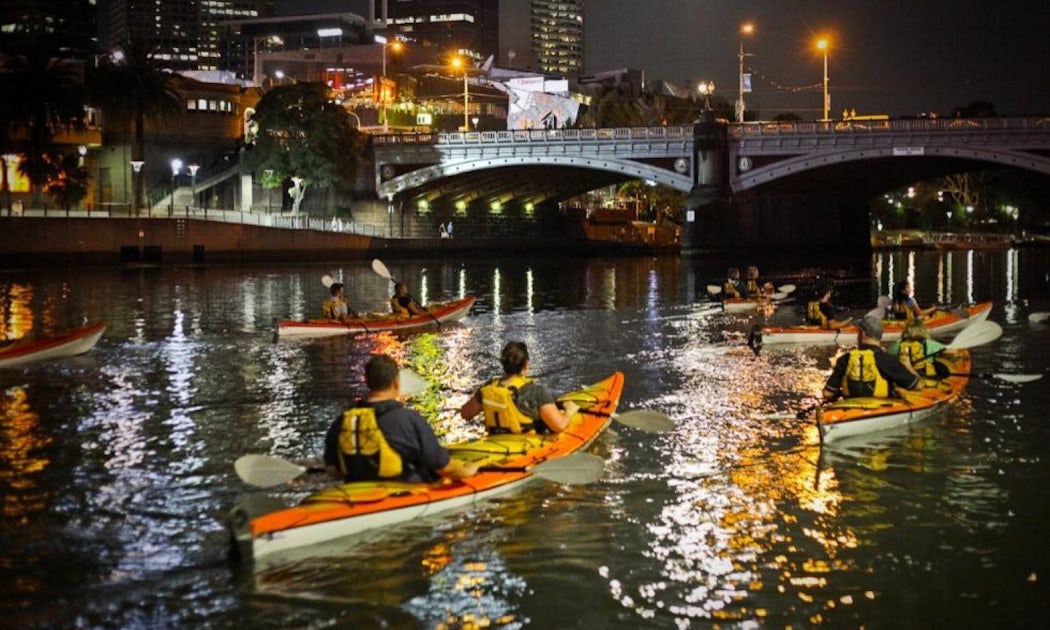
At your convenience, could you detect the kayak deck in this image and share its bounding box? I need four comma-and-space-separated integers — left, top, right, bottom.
275, 296, 475, 338
230, 371, 624, 561
815, 350, 971, 443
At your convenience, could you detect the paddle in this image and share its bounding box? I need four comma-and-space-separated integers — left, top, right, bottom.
1029, 312, 1050, 324
399, 368, 429, 397
234, 452, 605, 488
578, 408, 675, 433
707, 285, 722, 296
945, 320, 1002, 351
945, 372, 1043, 383
371, 258, 441, 328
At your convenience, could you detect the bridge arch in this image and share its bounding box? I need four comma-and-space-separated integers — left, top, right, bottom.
377, 154, 692, 199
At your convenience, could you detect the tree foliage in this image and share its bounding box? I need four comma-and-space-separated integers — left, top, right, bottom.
245, 82, 366, 211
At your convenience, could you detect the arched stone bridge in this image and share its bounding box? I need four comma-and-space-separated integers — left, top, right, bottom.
370, 117, 1050, 252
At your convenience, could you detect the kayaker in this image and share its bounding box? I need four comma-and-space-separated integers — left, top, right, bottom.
724, 267, 748, 299
746, 266, 774, 297
823, 316, 920, 401
390, 282, 425, 317
458, 341, 579, 434
806, 285, 851, 329
322, 282, 357, 322
886, 318, 950, 378
890, 280, 937, 320
324, 354, 478, 483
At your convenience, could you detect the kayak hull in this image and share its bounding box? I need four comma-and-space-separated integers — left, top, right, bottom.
275, 296, 476, 338
0, 322, 106, 368
723, 297, 776, 314
230, 371, 624, 561
815, 350, 971, 443
761, 302, 992, 346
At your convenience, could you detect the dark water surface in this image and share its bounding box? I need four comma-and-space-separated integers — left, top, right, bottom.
2, 249, 1049, 628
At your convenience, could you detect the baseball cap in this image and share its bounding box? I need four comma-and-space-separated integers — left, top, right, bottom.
854, 316, 883, 340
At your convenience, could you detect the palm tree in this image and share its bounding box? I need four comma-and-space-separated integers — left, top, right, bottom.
89, 42, 182, 213
0, 42, 86, 210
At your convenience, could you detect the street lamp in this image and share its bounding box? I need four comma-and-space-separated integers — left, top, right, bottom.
188, 163, 199, 212
697, 81, 715, 110
451, 56, 469, 131
169, 158, 182, 217
375, 36, 403, 130
471, 116, 479, 130
737, 23, 754, 123
130, 160, 144, 216
816, 38, 830, 121
252, 34, 283, 86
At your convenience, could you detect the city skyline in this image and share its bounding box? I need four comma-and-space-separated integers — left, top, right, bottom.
279, 0, 1050, 119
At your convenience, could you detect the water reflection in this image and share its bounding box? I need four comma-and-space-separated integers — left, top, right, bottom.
0, 386, 51, 522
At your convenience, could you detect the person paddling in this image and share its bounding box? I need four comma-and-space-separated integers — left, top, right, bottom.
724, 267, 748, 299
459, 341, 578, 434
390, 282, 426, 317
823, 316, 920, 402
324, 354, 478, 483
886, 318, 950, 379
322, 282, 357, 322
890, 280, 937, 320
806, 285, 851, 329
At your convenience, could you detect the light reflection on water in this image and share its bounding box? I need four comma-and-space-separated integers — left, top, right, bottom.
0, 250, 1049, 628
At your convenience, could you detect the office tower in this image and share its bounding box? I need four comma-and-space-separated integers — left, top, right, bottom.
531, 0, 583, 77
374, 0, 498, 62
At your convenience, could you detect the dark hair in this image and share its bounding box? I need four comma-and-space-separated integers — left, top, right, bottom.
727, 267, 740, 279
364, 354, 399, 390
330, 282, 344, 296
499, 341, 529, 375
893, 280, 908, 299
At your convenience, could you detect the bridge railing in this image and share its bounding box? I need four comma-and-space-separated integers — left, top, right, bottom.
372, 116, 1050, 145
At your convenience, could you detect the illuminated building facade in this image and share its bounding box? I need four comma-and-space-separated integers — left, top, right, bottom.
530, 0, 583, 77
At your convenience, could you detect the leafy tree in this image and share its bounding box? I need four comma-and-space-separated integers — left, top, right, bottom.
0, 43, 86, 208
43, 151, 90, 210
245, 82, 365, 214
89, 42, 183, 211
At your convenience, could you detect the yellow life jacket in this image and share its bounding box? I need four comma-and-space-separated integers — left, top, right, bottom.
481, 375, 536, 434
807, 301, 828, 327
898, 340, 937, 377
336, 407, 403, 480
322, 297, 340, 319
724, 281, 742, 299
891, 300, 914, 320
842, 349, 890, 397
746, 279, 763, 296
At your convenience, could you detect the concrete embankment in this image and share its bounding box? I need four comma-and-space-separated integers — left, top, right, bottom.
0, 217, 580, 268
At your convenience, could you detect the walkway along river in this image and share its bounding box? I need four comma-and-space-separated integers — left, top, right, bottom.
1, 248, 1049, 627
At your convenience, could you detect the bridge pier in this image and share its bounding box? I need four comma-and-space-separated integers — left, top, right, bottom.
682, 111, 730, 252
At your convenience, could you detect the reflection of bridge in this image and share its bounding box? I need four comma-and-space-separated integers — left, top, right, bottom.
371, 117, 1050, 251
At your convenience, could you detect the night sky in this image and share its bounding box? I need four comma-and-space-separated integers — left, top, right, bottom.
278, 0, 1050, 118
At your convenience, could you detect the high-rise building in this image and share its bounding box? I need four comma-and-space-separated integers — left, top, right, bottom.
530, 0, 583, 77
0, 0, 98, 54
373, 0, 498, 63
105, 0, 274, 71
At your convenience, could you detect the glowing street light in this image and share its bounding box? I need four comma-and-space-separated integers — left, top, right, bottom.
252, 34, 283, 86
169, 158, 182, 217
737, 23, 754, 123
816, 38, 830, 121
130, 160, 144, 216
697, 81, 715, 110
375, 35, 403, 130
451, 56, 470, 131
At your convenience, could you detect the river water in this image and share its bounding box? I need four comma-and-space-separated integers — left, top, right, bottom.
2, 248, 1049, 629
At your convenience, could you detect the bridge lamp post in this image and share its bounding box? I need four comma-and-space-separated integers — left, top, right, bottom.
816, 38, 830, 121
252, 34, 283, 86
738, 23, 754, 123
169, 158, 182, 217
451, 56, 469, 131
697, 81, 715, 110
375, 36, 402, 130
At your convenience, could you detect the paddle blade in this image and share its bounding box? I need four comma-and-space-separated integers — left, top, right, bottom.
1029, 312, 1050, 324
770, 292, 787, 301
613, 409, 675, 433
777, 284, 797, 294
371, 258, 393, 280
707, 284, 722, 295
990, 372, 1043, 383
531, 453, 604, 484
321, 274, 334, 288
399, 368, 428, 397
947, 320, 1003, 350
235, 454, 306, 488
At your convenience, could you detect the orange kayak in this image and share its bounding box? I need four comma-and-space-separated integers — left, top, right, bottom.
814, 350, 971, 443
229, 372, 624, 561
